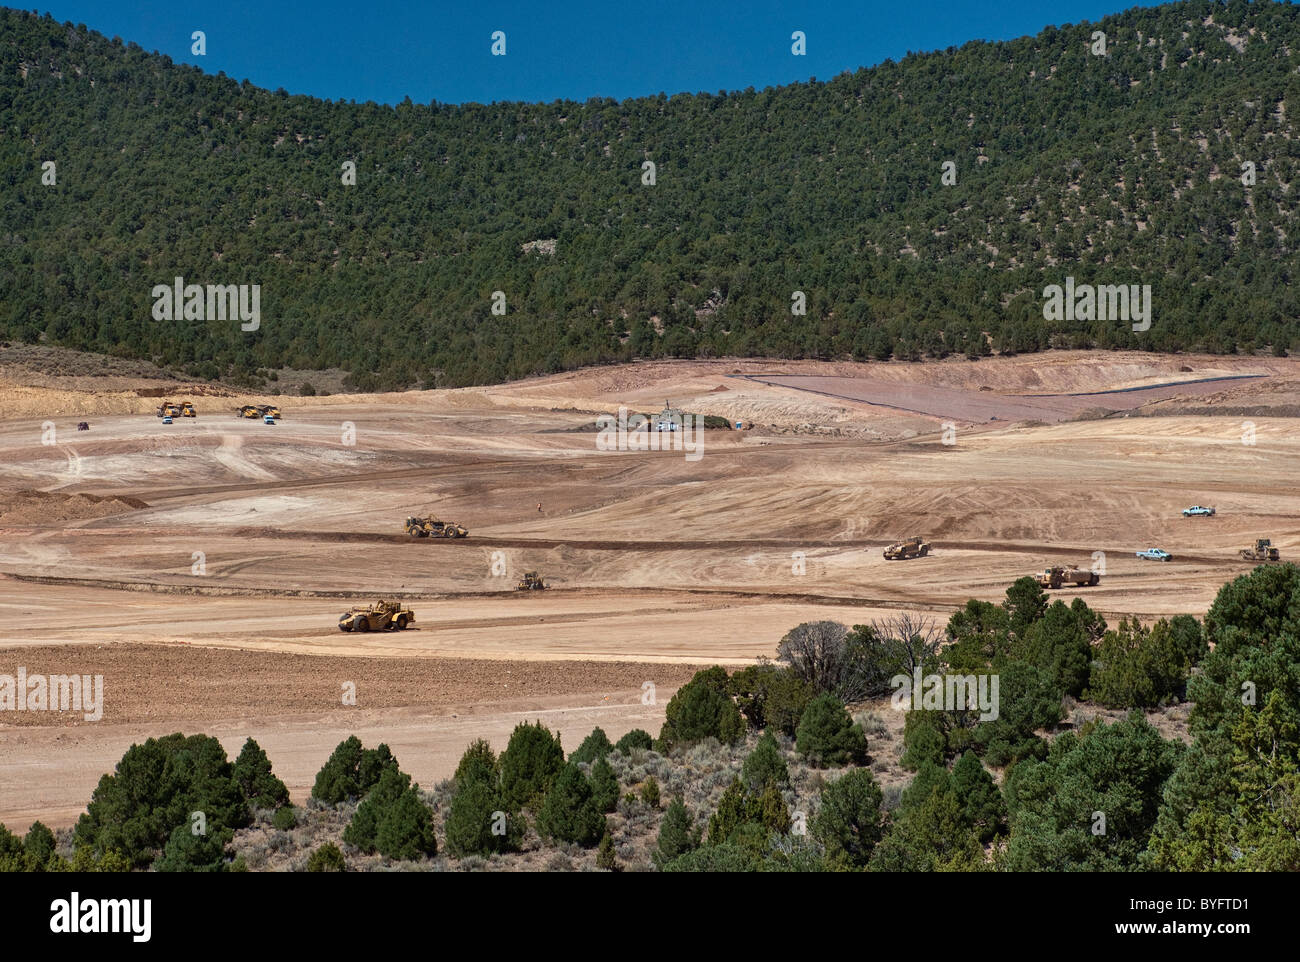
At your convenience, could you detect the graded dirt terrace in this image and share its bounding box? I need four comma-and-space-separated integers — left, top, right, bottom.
1, 351, 1298, 829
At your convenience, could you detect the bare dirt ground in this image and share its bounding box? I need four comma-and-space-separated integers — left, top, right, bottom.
1, 349, 1298, 830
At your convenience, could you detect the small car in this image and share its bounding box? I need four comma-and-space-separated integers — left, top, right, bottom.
1136, 548, 1172, 562
1182, 506, 1215, 517
162, 416, 174, 424
263, 415, 275, 425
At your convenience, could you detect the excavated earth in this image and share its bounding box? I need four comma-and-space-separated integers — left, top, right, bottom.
2, 349, 1299, 828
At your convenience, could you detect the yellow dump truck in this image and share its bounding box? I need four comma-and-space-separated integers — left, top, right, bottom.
338, 600, 415, 632
884, 537, 930, 560
1036, 566, 1100, 589
405, 516, 469, 539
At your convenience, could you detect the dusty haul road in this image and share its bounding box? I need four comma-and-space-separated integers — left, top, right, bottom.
1, 350, 1299, 828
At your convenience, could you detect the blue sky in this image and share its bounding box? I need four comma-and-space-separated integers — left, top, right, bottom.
32, 0, 1163, 105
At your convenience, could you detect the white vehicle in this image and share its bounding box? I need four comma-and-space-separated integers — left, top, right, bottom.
1136, 548, 1172, 562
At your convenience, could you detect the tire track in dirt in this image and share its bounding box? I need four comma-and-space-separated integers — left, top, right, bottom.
0, 570, 1239, 620
26, 526, 1238, 566
0, 570, 947, 608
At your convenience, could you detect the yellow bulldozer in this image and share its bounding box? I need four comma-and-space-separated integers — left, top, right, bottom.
179, 401, 197, 418
515, 571, 547, 591
1240, 538, 1281, 563
156, 400, 182, 418
338, 600, 415, 632
258, 404, 281, 419
237, 404, 260, 419
405, 516, 469, 539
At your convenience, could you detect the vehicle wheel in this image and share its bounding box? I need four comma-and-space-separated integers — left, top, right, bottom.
354, 616, 369, 632
444, 528, 456, 538
339, 623, 351, 632
395, 615, 408, 629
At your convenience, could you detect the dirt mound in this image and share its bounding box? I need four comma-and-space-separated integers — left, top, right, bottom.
0, 488, 148, 524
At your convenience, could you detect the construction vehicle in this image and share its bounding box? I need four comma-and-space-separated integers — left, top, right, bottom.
179, 401, 197, 418
258, 404, 281, 420
337, 600, 415, 632
884, 537, 931, 560
405, 516, 469, 539
156, 401, 182, 418
237, 405, 261, 419
515, 571, 547, 591
1036, 566, 1100, 589
1239, 538, 1281, 563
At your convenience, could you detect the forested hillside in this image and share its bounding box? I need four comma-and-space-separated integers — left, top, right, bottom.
2, 1, 1298, 390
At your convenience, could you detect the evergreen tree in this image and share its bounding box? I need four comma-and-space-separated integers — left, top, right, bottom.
812, 768, 885, 869
795, 695, 869, 767
950, 751, 1006, 842
590, 757, 620, 813
499, 721, 565, 809
741, 731, 790, 791
570, 727, 614, 765
537, 763, 606, 847
654, 797, 701, 867
232, 737, 290, 810
658, 667, 745, 749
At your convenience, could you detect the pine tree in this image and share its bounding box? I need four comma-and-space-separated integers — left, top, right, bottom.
950, 751, 1006, 842
232, 737, 290, 810
741, 731, 790, 790
499, 721, 565, 809
537, 763, 606, 847
795, 695, 869, 767
570, 727, 614, 765
596, 832, 619, 871
590, 757, 620, 813
813, 769, 885, 869
653, 797, 700, 867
